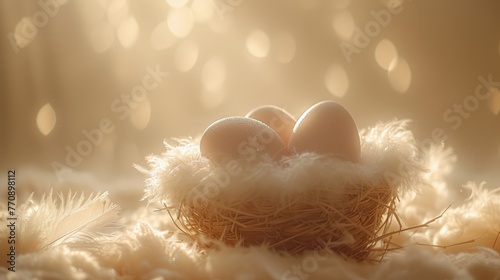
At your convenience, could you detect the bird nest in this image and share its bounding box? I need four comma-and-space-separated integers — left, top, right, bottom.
141, 120, 424, 262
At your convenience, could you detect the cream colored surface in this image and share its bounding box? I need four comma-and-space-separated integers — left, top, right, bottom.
0, 0, 499, 278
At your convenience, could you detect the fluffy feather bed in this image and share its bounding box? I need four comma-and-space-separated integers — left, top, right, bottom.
1, 120, 499, 279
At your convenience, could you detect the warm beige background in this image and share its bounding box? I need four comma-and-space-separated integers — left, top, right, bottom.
1, 0, 499, 189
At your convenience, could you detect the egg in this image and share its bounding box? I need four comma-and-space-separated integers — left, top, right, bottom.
245, 105, 296, 146
200, 116, 286, 164
288, 101, 361, 163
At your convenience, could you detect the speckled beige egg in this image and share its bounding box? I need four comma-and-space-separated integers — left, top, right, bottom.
245, 105, 296, 146
200, 116, 286, 164
288, 101, 361, 163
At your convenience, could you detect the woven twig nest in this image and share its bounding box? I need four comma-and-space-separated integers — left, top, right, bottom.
142, 120, 423, 262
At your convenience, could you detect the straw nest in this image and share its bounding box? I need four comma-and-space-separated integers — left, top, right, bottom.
141, 120, 424, 262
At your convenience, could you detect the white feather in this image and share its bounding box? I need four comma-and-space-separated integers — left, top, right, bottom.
42, 191, 121, 249
17, 190, 121, 253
